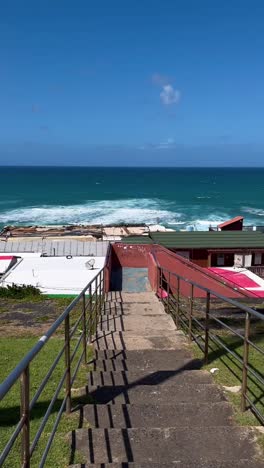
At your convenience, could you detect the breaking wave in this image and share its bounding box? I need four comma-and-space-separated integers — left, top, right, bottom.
0, 198, 247, 231
242, 207, 264, 217
0, 198, 182, 226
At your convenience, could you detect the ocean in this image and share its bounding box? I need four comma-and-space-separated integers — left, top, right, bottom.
0, 166, 263, 230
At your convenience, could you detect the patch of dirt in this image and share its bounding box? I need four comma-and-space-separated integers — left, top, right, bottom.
0, 298, 70, 336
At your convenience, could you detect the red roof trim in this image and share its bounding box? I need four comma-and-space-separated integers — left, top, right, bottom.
0, 256, 15, 260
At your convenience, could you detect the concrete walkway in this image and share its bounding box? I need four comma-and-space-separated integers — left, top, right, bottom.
70, 291, 263, 467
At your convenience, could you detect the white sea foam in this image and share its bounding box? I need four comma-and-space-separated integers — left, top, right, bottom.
0, 198, 182, 226
185, 217, 227, 231
0, 199, 238, 232
242, 207, 264, 217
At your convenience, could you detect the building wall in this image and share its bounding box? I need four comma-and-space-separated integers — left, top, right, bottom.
111, 243, 152, 268
211, 252, 234, 267
171, 247, 264, 268
220, 219, 243, 230
190, 249, 208, 267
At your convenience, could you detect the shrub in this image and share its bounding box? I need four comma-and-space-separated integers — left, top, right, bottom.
0, 284, 41, 298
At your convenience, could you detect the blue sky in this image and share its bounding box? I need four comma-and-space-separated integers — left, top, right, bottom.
1, 1, 264, 166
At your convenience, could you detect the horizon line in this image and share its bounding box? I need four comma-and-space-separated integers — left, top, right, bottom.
1, 165, 264, 169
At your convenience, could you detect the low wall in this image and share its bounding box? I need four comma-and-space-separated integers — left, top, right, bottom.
106, 243, 254, 299
153, 246, 252, 299
111, 243, 152, 268
147, 252, 158, 291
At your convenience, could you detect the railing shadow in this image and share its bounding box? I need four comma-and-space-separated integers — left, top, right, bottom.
69, 357, 204, 464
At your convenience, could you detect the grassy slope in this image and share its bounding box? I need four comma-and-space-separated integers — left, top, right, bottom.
191, 333, 264, 451
0, 295, 95, 467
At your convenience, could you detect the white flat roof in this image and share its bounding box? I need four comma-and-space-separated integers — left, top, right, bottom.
0, 256, 15, 274
1, 256, 105, 295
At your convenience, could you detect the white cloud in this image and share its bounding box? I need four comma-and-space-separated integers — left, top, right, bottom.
160, 85, 181, 105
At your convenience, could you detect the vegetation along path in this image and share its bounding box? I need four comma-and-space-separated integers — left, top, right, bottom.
70, 291, 264, 467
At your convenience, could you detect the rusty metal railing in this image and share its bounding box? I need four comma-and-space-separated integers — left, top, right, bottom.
0, 268, 105, 467
157, 266, 264, 423
248, 265, 264, 278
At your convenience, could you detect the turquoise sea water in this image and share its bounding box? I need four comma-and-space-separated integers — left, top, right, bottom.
0, 167, 264, 230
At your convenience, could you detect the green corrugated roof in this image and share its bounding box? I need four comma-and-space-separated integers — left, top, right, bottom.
149, 231, 264, 249
121, 236, 153, 244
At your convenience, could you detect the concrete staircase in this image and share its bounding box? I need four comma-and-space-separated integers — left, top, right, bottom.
70, 291, 263, 467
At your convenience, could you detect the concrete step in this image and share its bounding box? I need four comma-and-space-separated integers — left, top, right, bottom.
83, 402, 233, 428
105, 292, 160, 303
87, 383, 226, 404
90, 349, 193, 362
91, 331, 187, 350
71, 462, 264, 468
87, 369, 213, 387
102, 302, 166, 316
89, 357, 201, 372
72, 426, 259, 464
97, 314, 176, 332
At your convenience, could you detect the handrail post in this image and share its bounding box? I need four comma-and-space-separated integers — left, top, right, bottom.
158, 267, 162, 292
95, 275, 98, 327
167, 272, 170, 311
156, 266, 159, 294
101, 269, 105, 307
188, 284, 194, 343
82, 293, 87, 363
100, 270, 103, 309
241, 311, 250, 412
88, 283, 92, 341
204, 292, 210, 364
65, 314, 71, 414
21, 365, 30, 468
176, 277, 180, 328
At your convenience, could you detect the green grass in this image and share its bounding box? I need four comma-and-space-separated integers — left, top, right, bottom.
0, 336, 94, 467
191, 334, 263, 418
191, 332, 264, 451
165, 295, 264, 452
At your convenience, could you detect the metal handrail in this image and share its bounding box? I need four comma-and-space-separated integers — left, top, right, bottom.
158, 265, 264, 321
0, 267, 105, 467
156, 264, 264, 423
152, 245, 262, 299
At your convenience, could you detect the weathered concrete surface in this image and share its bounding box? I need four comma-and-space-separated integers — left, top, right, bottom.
91, 331, 188, 350
91, 349, 193, 363
71, 463, 264, 468
70, 289, 263, 467
102, 302, 166, 315
73, 426, 259, 464
83, 402, 233, 428
87, 369, 213, 387
98, 314, 177, 332
105, 291, 161, 303
90, 357, 203, 372
86, 383, 226, 405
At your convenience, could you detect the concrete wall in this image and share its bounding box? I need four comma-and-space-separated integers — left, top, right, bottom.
111, 243, 152, 268
147, 252, 158, 291
106, 243, 253, 299
107, 243, 157, 292
104, 244, 112, 293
